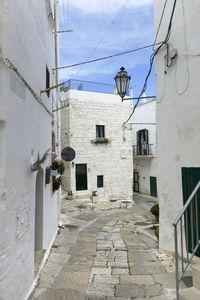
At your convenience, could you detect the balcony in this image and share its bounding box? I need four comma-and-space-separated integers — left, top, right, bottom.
133, 143, 154, 157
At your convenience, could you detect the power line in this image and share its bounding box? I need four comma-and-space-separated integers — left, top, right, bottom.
72, 0, 129, 80
154, 0, 168, 45
124, 0, 177, 124
2, 57, 53, 117
53, 42, 163, 70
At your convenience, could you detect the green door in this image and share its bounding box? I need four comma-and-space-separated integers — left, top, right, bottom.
76, 164, 87, 191
182, 168, 200, 257
150, 176, 157, 197
133, 172, 139, 192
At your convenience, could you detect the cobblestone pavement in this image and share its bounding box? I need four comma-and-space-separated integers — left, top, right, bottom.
29, 195, 186, 300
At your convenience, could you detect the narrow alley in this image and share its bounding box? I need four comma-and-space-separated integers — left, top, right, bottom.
30, 195, 187, 300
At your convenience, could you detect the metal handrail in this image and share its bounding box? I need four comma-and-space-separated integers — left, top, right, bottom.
173, 180, 200, 299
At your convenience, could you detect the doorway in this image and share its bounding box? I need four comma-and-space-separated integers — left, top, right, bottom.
133, 172, 139, 192
76, 164, 87, 191
35, 168, 44, 274
182, 167, 200, 257
150, 176, 157, 197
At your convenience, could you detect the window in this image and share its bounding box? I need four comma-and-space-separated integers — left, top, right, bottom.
46, 66, 50, 97
137, 129, 149, 155
96, 125, 105, 138
97, 175, 103, 188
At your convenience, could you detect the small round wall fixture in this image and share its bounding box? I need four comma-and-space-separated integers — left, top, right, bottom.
114, 66, 131, 101
61, 147, 76, 162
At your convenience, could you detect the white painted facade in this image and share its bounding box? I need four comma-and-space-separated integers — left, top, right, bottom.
132, 100, 157, 196
61, 89, 133, 202
0, 1, 60, 299
154, 0, 200, 252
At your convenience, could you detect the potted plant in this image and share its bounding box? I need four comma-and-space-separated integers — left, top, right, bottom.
150, 204, 159, 222
154, 228, 159, 240
53, 176, 62, 191
51, 155, 65, 175
91, 138, 109, 144
66, 190, 73, 200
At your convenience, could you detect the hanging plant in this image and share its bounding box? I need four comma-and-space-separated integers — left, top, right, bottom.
51, 153, 65, 175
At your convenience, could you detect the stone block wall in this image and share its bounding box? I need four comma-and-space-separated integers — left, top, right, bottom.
61, 90, 133, 201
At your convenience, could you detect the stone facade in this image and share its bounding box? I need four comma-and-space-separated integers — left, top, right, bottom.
61, 89, 133, 202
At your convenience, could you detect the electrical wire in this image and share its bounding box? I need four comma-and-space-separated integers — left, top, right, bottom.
1, 57, 53, 117
61, 0, 73, 31
53, 42, 163, 70
124, 0, 177, 124
71, 0, 129, 80
175, 0, 190, 95
154, 0, 168, 45
66, 0, 73, 30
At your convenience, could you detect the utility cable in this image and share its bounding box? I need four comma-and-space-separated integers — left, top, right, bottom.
53, 42, 163, 70
124, 0, 177, 124
154, 0, 168, 45
1, 57, 53, 117
175, 0, 190, 95
71, 0, 129, 80
62, 0, 73, 31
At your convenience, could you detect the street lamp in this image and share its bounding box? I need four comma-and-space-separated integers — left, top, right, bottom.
114, 66, 131, 101
114, 66, 155, 102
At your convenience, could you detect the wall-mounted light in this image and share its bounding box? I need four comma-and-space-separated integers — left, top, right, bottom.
114, 66, 155, 102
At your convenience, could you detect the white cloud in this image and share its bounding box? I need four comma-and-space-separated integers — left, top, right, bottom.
63, 0, 153, 15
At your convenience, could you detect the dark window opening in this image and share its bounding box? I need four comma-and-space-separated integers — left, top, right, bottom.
46, 66, 50, 97
97, 175, 103, 188
96, 125, 105, 138
137, 129, 149, 155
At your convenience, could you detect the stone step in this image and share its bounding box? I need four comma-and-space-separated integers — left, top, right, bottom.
180, 287, 200, 300
75, 194, 92, 203
191, 262, 200, 291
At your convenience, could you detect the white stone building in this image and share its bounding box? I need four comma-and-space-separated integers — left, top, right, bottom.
154, 0, 200, 258
132, 99, 157, 197
61, 82, 133, 202
0, 1, 60, 299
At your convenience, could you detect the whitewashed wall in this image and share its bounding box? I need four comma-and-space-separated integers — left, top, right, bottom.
154, 0, 200, 252
132, 100, 157, 196
61, 89, 133, 202
0, 1, 59, 299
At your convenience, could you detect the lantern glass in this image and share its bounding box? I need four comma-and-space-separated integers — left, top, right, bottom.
114, 66, 131, 100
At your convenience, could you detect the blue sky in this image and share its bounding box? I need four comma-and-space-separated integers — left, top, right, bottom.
58, 0, 155, 98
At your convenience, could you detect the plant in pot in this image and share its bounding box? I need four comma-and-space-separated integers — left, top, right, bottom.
51, 157, 65, 175
53, 176, 62, 191
154, 228, 159, 240
150, 204, 159, 222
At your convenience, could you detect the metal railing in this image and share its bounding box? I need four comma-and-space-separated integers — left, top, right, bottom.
61, 79, 119, 95
173, 180, 200, 299
133, 143, 153, 156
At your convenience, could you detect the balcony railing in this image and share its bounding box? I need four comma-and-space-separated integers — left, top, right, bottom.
133, 144, 153, 156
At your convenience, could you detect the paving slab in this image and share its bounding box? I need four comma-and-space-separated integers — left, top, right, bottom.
115, 284, 145, 298
30, 195, 181, 300
120, 274, 154, 285
130, 262, 166, 275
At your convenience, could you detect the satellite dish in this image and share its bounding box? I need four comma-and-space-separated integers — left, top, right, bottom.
61, 147, 76, 162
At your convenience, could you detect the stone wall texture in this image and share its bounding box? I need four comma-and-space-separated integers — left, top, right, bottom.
61, 90, 133, 202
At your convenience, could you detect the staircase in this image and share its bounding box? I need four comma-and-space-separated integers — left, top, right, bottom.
173, 181, 200, 299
